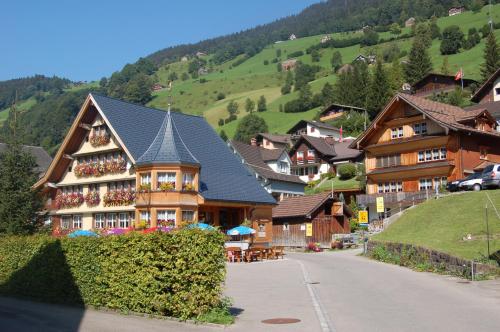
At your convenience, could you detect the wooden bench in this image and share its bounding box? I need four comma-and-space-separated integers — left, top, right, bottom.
225, 247, 242, 263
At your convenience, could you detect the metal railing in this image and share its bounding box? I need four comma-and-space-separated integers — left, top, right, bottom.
356, 191, 437, 206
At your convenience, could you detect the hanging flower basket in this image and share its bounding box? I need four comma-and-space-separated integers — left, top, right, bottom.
85, 191, 100, 206
103, 190, 136, 206
55, 192, 85, 209
89, 134, 110, 147
182, 183, 195, 191
74, 158, 127, 178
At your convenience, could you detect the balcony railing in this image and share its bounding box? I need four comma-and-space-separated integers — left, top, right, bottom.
356, 191, 438, 206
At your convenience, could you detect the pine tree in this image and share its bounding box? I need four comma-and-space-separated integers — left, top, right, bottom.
320, 82, 335, 107
257, 95, 267, 112
366, 61, 391, 119
440, 56, 451, 75
481, 32, 500, 81
245, 98, 255, 113
388, 59, 405, 93
0, 104, 44, 235
405, 39, 432, 85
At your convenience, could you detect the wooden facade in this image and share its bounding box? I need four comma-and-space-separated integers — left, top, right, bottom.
412, 74, 476, 97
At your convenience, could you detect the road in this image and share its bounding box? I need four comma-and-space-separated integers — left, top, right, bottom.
1, 250, 499, 331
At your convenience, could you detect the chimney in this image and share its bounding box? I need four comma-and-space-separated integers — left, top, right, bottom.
250, 138, 257, 146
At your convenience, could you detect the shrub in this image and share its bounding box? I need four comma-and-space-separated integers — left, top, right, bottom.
288, 50, 304, 58
216, 92, 226, 100
0, 230, 226, 319
338, 163, 357, 180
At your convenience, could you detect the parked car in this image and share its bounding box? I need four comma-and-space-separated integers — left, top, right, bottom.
458, 172, 483, 191
482, 164, 500, 189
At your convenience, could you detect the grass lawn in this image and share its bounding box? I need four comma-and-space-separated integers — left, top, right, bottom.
0, 97, 38, 125
306, 177, 361, 195
372, 191, 500, 261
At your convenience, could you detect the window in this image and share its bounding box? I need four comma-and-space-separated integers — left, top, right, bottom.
73, 215, 82, 229
61, 216, 71, 229
480, 147, 488, 160
183, 173, 193, 185
419, 178, 433, 191
118, 213, 130, 228
432, 148, 440, 160
425, 150, 432, 161
378, 183, 384, 193
141, 173, 151, 185
278, 161, 288, 173
297, 151, 304, 163
418, 147, 447, 162
390, 182, 397, 193
396, 182, 403, 192
310, 127, 315, 133
157, 210, 176, 225
182, 210, 194, 222
140, 211, 150, 224
89, 184, 99, 192
413, 122, 427, 135
391, 127, 404, 139
421, 122, 427, 134
95, 213, 105, 229
376, 154, 401, 168
418, 151, 425, 162
307, 149, 315, 158
413, 123, 421, 135
441, 148, 447, 159
106, 213, 117, 228
283, 223, 289, 231
158, 172, 176, 184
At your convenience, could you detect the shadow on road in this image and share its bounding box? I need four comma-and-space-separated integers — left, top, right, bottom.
0, 240, 84, 331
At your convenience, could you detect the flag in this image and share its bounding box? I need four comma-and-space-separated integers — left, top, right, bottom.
339, 126, 343, 142
454, 68, 463, 81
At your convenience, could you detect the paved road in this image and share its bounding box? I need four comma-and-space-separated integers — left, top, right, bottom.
1, 250, 499, 331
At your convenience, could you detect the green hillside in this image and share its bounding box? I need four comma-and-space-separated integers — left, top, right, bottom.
146, 4, 500, 138
373, 191, 500, 261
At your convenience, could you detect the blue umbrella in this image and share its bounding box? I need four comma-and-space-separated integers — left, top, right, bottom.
226, 226, 256, 236
187, 222, 215, 230
68, 230, 98, 238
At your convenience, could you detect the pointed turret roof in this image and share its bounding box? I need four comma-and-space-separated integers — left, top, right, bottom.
136, 110, 199, 166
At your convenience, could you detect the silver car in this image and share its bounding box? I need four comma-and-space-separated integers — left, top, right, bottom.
482, 164, 500, 189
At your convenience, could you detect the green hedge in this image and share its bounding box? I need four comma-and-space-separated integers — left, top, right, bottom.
0, 229, 226, 319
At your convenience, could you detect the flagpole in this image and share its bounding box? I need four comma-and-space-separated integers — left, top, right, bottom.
461, 68, 464, 91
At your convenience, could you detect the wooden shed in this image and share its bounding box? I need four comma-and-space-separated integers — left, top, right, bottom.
272, 192, 352, 248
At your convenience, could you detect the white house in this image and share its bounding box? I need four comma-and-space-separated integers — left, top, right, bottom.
287, 120, 342, 140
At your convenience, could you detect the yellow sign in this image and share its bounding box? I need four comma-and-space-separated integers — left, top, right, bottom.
306, 223, 313, 237
376, 197, 385, 213
358, 211, 368, 224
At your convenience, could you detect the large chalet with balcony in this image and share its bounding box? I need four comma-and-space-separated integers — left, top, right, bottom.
351, 93, 500, 220
34, 94, 276, 240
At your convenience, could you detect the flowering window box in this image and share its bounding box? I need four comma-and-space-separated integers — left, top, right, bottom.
103, 190, 136, 206
182, 183, 195, 191
158, 182, 176, 191
74, 158, 126, 178
85, 191, 100, 207
157, 219, 176, 228
137, 183, 151, 192
55, 192, 85, 209
89, 134, 110, 147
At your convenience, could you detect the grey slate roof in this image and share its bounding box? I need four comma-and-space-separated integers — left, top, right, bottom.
287, 120, 340, 134
136, 110, 199, 166
91, 94, 275, 205
230, 140, 305, 185
330, 139, 363, 162
0, 143, 52, 178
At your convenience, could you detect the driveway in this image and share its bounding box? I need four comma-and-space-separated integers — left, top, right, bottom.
1, 250, 499, 331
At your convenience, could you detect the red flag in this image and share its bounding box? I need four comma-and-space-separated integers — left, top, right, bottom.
454, 68, 463, 81
339, 126, 343, 142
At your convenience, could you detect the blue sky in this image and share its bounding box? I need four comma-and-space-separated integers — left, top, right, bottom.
1, 0, 319, 82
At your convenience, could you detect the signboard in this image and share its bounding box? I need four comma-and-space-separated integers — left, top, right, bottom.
358, 211, 368, 224
300, 224, 306, 231
376, 197, 385, 213
306, 223, 313, 237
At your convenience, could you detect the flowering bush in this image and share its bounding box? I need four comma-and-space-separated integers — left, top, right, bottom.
182, 182, 195, 191
84, 191, 100, 206
143, 226, 174, 234
89, 134, 110, 147
138, 183, 151, 192
134, 220, 149, 230
55, 192, 84, 209
306, 242, 322, 252
159, 182, 175, 191
103, 190, 136, 206
74, 158, 126, 178
158, 219, 176, 228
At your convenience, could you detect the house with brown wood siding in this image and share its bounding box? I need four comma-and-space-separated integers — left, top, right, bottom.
272, 192, 351, 248
412, 73, 477, 97
34, 94, 276, 241
351, 93, 500, 220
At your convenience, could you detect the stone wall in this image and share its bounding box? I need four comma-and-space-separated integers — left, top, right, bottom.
367, 240, 499, 278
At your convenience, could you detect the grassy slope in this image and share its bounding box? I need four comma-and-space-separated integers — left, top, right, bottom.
144, 5, 500, 139
373, 191, 500, 260
306, 177, 361, 195
0, 97, 37, 125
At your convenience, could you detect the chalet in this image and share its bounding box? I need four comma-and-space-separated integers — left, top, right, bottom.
289, 135, 363, 182
465, 102, 500, 132
229, 140, 305, 201
272, 192, 352, 248
351, 93, 500, 221
287, 120, 341, 140
281, 59, 298, 71
289, 34, 297, 41
405, 17, 416, 27
353, 54, 376, 65
0, 143, 52, 178
320, 35, 332, 44
448, 6, 465, 16
152, 84, 165, 91
254, 133, 292, 150
319, 103, 366, 122
34, 94, 276, 241
471, 68, 500, 104
412, 73, 478, 97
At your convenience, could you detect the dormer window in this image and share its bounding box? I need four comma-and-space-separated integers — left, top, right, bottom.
413, 122, 427, 135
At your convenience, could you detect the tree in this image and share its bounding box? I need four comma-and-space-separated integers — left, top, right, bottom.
388, 59, 405, 93
481, 32, 500, 81
0, 104, 44, 235
218, 118, 224, 126
219, 130, 228, 142
233, 114, 268, 143
276, 49, 282, 58
99, 77, 108, 88
366, 61, 391, 119
389, 23, 401, 35
415, 23, 432, 48
441, 56, 451, 75
181, 72, 190, 81
123, 74, 152, 104
471, 0, 484, 13
362, 29, 379, 46
405, 39, 432, 85
440, 25, 464, 55
294, 63, 319, 90
245, 98, 255, 113
465, 28, 481, 50
320, 82, 335, 107
331, 51, 343, 71
430, 16, 441, 39
257, 95, 267, 112
329, 111, 368, 137
168, 72, 178, 81
281, 71, 294, 95
311, 49, 321, 62
227, 100, 239, 116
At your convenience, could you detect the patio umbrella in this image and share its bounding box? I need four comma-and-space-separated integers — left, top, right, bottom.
68, 230, 98, 238
187, 222, 215, 230
226, 226, 256, 236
